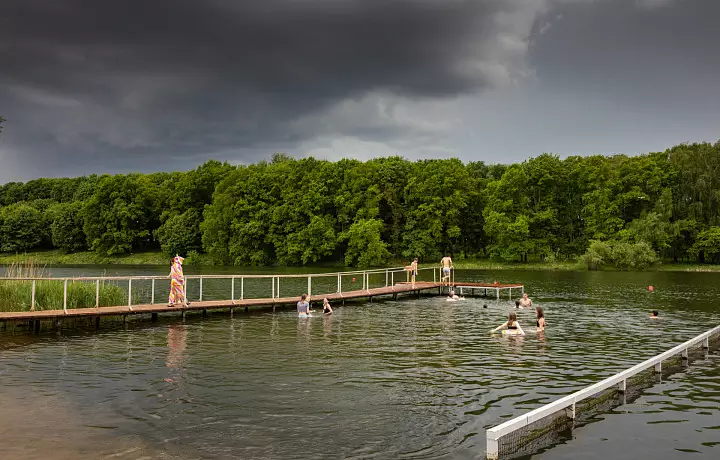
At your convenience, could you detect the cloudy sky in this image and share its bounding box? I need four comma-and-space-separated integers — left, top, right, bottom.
1, 0, 718, 182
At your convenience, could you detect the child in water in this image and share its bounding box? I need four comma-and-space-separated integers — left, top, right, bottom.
323, 298, 333, 315
649, 310, 660, 319
536, 306, 546, 332
492, 311, 525, 336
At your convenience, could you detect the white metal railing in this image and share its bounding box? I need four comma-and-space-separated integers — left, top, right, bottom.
486, 325, 720, 460
1, 265, 442, 312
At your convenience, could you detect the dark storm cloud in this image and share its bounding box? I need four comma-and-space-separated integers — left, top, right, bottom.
0, 0, 526, 180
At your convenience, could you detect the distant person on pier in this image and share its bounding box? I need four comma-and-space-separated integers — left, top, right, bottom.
168, 254, 189, 307
408, 257, 418, 288
440, 255, 453, 285
323, 298, 333, 315
536, 306, 546, 332
297, 294, 310, 318
519, 293, 533, 309
491, 311, 526, 336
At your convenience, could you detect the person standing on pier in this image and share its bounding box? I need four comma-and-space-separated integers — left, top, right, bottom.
168, 254, 188, 307
409, 257, 419, 288
440, 255, 453, 285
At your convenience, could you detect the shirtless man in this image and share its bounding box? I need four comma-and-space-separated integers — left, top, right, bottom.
410, 257, 418, 288
519, 293, 533, 308
440, 255, 453, 285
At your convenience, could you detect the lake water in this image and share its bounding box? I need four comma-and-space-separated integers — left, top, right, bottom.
1, 267, 719, 459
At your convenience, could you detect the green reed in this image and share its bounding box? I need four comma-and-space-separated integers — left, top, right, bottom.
0, 262, 126, 312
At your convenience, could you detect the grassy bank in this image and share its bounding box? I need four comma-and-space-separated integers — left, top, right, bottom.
0, 263, 127, 312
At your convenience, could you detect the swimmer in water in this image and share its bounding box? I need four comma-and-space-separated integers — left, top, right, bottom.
519, 293, 532, 308
649, 310, 660, 319
297, 294, 310, 318
323, 298, 333, 315
536, 306, 546, 332
491, 311, 525, 335
515, 300, 523, 309
447, 290, 464, 301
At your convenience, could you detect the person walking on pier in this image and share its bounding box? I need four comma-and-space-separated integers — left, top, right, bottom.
297, 294, 310, 318
168, 254, 188, 307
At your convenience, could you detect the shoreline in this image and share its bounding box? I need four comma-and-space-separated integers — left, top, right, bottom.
1, 250, 719, 273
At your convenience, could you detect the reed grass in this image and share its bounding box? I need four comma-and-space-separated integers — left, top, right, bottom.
0, 262, 126, 312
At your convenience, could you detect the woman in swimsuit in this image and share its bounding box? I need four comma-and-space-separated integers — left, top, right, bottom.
323, 298, 333, 315
536, 306, 546, 332
491, 311, 525, 335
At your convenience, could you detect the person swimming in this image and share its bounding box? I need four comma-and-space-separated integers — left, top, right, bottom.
492, 311, 525, 335
650, 310, 660, 319
323, 298, 333, 315
514, 300, 522, 309
447, 290, 464, 301
536, 306, 546, 332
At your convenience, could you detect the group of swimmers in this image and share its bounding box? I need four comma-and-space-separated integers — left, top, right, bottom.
296, 294, 334, 318
489, 293, 546, 336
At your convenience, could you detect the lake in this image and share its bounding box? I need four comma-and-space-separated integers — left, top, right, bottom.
1, 267, 719, 459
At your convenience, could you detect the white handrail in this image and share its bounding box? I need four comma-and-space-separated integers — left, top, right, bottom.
486, 325, 720, 459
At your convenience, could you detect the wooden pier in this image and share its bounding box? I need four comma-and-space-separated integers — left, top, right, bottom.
0, 265, 523, 331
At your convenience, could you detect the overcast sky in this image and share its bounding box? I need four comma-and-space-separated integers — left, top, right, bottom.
1, 0, 718, 183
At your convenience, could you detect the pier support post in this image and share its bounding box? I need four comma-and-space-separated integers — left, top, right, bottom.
230, 307, 234, 317
151, 313, 158, 322
95, 316, 100, 329
181, 310, 186, 320
63, 279, 68, 313
202, 309, 207, 317
496, 288, 499, 300
245, 306, 249, 313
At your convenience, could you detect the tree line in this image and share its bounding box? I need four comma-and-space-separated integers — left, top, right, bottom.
0, 141, 719, 268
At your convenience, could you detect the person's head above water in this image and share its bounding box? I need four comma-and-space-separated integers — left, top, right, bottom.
651, 310, 659, 317
483, 304, 488, 309
515, 300, 520, 308
450, 290, 455, 296
536, 306, 544, 318
508, 311, 517, 323
523, 293, 529, 299
301, 294, 307, 301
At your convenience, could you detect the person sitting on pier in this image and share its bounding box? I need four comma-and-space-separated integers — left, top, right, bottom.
491, 311, 525, 336
323, 298, 333, 315
519, 293, 532, 308
297, 294, 310, 318
536, 306, 546, 332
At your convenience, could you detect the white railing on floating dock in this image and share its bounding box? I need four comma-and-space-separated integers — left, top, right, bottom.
485, 325, 720, 460
1, 265, 446, 312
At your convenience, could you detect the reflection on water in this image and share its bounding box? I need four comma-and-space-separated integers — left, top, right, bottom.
0, 269, 718, 459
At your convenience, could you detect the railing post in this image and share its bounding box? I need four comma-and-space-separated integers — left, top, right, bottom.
96, 279, 100, 307
618, 379, 626, 393
681, 348, 688, 359
654, 362, 662, 373
231, 277, 235, 301
63, 279, 68, 313
241, 277, 244, 300
433, 268, 436, 283
308, 276, 312, 297
277, 277, 280, 298
362, 271, 366, 290
184, 278, 188, 304
703, 336, 709, 349
128, 279, 132, 306
150, 278, 155, 304
391, 271, 394, 287
199, 276, 203, 302
338, 274, 342, 294
486, 437, 499, 460
31, 280, 36, 311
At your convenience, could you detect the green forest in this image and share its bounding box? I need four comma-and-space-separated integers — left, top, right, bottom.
0, 141, 719, 269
